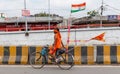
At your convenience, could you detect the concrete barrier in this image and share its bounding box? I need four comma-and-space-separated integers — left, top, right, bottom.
0, 46, 28, 64
1, 45, 120, 65
74, 46, 94, 65
96, 45, 120, 64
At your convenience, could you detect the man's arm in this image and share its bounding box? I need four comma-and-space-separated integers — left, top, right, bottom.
61, 40, 65, 48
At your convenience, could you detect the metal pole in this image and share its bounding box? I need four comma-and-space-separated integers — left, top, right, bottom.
75, 28, 77, 45
24, 0, 26, 9
100, 0, 103, 27
24, 0, 28, 32
48, 0, 50, 30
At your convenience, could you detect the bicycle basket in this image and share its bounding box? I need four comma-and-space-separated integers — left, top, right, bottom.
41, 47, 47, 56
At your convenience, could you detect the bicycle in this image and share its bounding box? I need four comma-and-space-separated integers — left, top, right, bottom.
29, 45, 74, 70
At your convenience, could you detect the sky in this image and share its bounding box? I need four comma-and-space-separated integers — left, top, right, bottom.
0, 0, 120, 18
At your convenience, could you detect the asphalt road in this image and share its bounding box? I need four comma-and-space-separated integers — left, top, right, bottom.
0, 65, 120, 74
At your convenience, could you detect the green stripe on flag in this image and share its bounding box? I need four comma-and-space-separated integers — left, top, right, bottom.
71, 8, 85, 13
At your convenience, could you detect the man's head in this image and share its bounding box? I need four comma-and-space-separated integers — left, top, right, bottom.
54, 28, 59, 34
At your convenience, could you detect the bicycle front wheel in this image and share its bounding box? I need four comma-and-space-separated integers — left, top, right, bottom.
29, 52, 46, 69
57, 53, 74, 70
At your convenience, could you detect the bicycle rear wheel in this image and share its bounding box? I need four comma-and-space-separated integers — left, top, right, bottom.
57, 53, 74, 70
29, 52, 46, 69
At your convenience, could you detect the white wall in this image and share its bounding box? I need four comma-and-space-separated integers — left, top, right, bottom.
0, 27, 120, 46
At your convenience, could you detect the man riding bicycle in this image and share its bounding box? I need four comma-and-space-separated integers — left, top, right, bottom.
49, 28, 65, 62
29, 28, 74, 70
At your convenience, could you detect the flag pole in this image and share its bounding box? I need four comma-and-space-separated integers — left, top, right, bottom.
67, 10, 72, 46
66, 13, 71, 51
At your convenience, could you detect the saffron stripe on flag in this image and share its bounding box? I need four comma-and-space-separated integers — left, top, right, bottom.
72, 2, 86, 7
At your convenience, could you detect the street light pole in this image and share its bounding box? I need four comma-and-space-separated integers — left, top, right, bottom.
48, 0, 50, 30
24, 0, 26, 9
24, 0, 28, 36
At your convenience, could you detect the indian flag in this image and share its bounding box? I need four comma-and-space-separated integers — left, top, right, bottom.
71, 2, 86, 13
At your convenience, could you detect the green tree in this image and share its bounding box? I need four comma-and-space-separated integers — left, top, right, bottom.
31, 12, 62, 18
87, 10, 99, 18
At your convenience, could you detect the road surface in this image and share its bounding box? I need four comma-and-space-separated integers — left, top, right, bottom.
0, 65, 120, 74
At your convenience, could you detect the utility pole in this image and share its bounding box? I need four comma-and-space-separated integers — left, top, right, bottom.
100, 0, 104, 27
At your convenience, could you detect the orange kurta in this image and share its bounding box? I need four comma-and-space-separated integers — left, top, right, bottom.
49, 30, 62, 55
54, 33, 62, 49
